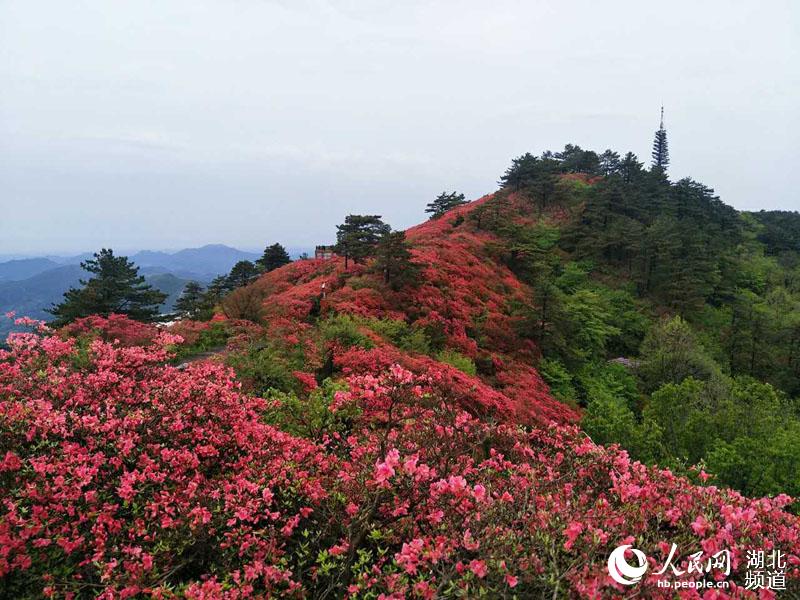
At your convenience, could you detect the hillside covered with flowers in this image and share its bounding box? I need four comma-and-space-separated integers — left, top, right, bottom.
3, 150, 800, 597
1, 319, 799, 599
213, 192, 578, 427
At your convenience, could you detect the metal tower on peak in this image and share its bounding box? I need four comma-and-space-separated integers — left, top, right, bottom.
652, 106, 669, 172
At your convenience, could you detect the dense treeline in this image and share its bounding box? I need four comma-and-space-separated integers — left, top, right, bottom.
750, 209, 800, 258
486, 144, 800, 502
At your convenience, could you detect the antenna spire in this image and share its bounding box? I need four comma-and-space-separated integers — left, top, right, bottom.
651, 105, 670, 172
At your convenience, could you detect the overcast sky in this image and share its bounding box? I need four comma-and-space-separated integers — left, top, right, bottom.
1, 0, 798, 255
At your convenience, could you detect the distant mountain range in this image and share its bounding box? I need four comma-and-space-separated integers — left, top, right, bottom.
131, 245, 262, 279
0, 244, 272, 339
0, 258, 64, 282
0, 245, 265, 283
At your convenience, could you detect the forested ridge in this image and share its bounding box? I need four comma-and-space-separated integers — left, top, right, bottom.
483, 143, 800, 502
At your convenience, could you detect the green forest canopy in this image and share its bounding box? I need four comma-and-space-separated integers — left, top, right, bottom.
487, 143, 800, 503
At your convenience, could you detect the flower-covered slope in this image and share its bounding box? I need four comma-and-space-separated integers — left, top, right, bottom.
231, 194, 577, 426
3, 194, 800, 598
1, 330, 798, 598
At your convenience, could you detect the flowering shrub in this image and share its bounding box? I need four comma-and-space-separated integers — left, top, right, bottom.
1, 331, 798, 598
4, 312, 51, 334
0, 331, 330, 598
332, 344, 577, 426
60, 314, 160, 347
167, 319, 212, 346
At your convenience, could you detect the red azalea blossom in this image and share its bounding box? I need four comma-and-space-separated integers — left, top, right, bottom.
0, 330, 798, 598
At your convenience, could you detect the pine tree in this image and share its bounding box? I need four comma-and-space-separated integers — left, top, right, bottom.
374, 231, 420, 290
195, 275, 232, 318
226, 261, 260, 289
499, 153, 558, 211
651, 106, 670, 172
554, 144, 600, 175
335, 215, 390, 268
529, 159, 559, 212
206, 275, 232, 300
599, 149, 621, 176
48, 249, 167, 326
174, 281, 206, 320
502, 225, 564, 351
619, 152, 643, 184
499, 153, 539, 190
257, 243, 291, 272
425, 191, 467, 219
568, 178, 644, 268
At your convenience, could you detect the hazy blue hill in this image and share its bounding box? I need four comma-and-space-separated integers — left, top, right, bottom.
132, 244, 260, 277
0, 267, 205, 340
0, 265, 84, 335
45, 253, 94, 265
21, 245, 260, 276
134, 265, 223, 282
145, 273, 200, 313
0, 264, 84, 314
0, 243, 266, 340
0, 258, 61, 281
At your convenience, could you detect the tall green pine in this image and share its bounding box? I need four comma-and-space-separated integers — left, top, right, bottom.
619, 152, 643, 184
599, 149, 621, 176
374, 231, 420, 290
174, 281, 207, 320
257, 243, 291, 272
48, 249, 167, 326
226, 261, 260, 289
499, 153, 539, 190
335, 215, 390, 268
425, 191, 467, 219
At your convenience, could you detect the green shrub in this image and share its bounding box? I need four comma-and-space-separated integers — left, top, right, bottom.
226, 345, 299, 395
474, 353, 496, 376
347, 275, 378, 291
638, 316, 720, 391
422, 321, 448, 353
576, 361, 640, 413
365, 318, 431, 354
320, 314, 374, 349
538, 358, 576, 404
265, 379, 355, 439
706, 426, 800, 501
172, 322, 231, 362
582, 390, 663, 463
436, 349, 477, 376
226, 334, 308, 396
